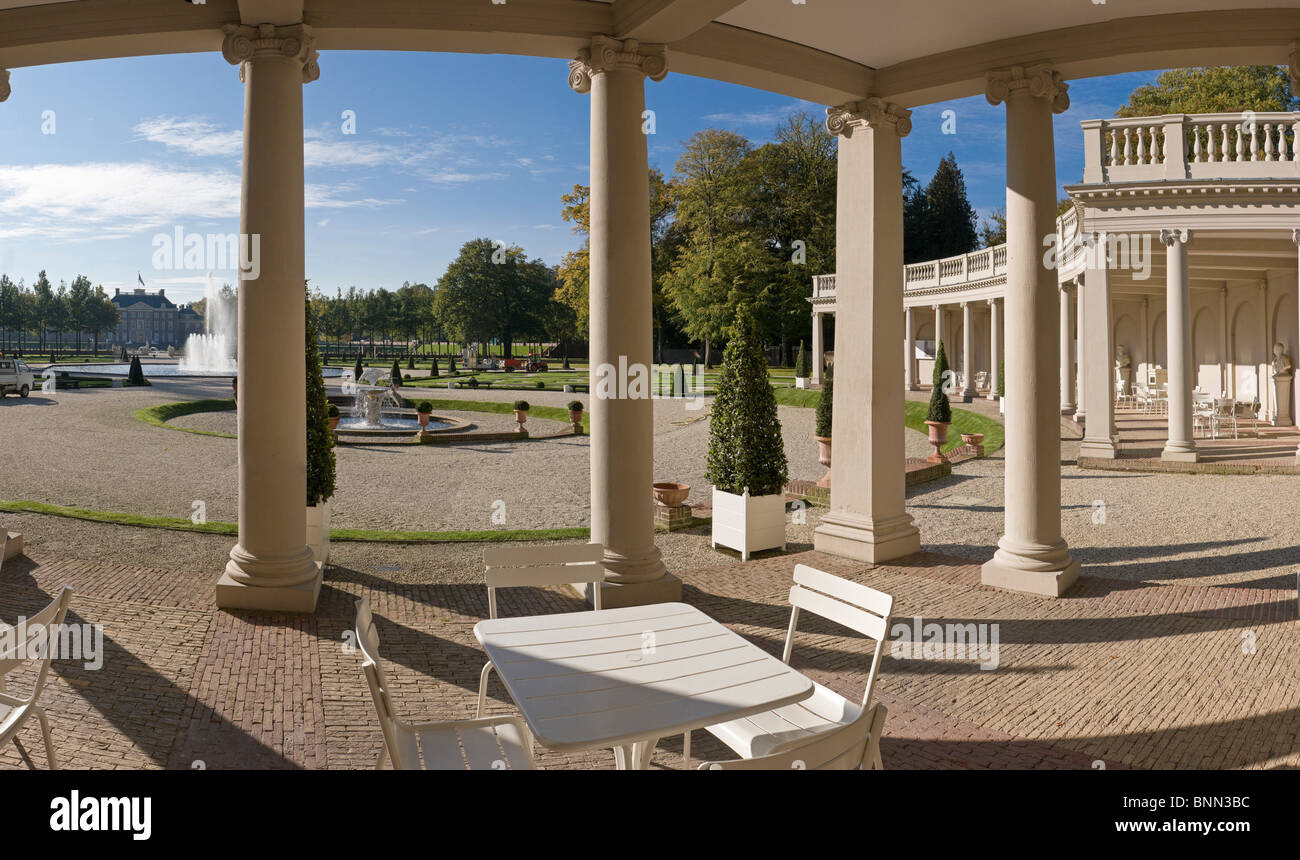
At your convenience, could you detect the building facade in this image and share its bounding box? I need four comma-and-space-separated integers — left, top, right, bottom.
110, 288, 204, 348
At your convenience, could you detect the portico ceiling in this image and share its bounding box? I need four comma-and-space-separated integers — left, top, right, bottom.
3, 0, 1300, 107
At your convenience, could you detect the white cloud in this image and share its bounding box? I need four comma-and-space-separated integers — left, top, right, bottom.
420, 168, 507, 185
0, 162, 397, 241
133, 117, 242, 159
702, 100, 820, 127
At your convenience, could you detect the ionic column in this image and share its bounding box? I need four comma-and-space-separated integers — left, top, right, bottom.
981, 64, 1080, 598
1141, 296, 1151, 386
216, 23, 323, 612
987, 297, 1002, 400
0, 68, 17, 561
960, 301, 975, 401
1219, 285, 1229, 397
813, 99, 920, 563
1080, 236, 1117, 459
570, 37, 678, 606
811, 311, 825, 385
1059, 283, 1076, 414
1074, 277, 1086, 422
904, 306, 917, 390
1161, 228, 1198, 462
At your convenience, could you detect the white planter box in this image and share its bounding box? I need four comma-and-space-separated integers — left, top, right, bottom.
711, 486, 786, 562
795, 377, 810, 389
307, 500, 331, 565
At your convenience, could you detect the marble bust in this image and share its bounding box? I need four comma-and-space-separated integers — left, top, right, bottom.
1272, 342, 1292, 377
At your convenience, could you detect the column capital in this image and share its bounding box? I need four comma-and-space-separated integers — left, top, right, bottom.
568, 36, 667, 94
985, 64, 1070, 114
0, 68, 10, 102
1159, 227, 1191, 246
825, 98, 912, 139
987, 297, 998, 307
222, 23, 320, 83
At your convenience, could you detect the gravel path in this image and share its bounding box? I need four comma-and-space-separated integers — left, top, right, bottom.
2, 380, 1295, 590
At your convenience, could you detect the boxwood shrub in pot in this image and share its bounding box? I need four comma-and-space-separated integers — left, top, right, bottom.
706, 307, 788, 561
926, 340, 952, 461
813, 366, 833, 487
794, 339, 810, 388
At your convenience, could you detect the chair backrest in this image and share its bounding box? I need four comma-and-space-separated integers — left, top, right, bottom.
483, 543, 605, 617
0, 587, 72, 707
353, 599, 419, 769
699, 703, 887, 770
1215, 397, 1235, 416
784, 565, 892, 707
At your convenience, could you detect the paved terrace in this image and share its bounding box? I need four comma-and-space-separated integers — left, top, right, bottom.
1, 515, 1295, 770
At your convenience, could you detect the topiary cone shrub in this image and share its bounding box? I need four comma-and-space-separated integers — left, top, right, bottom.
126, 355, 146, 386
306, 287, 336, 508
430, 356, 439, 378
794, 339, 809, 379
927, 340, 952, 424
353, 354, 363, 383
706, 307, 788, 498
390, 359, 403, 386
815, 366, 833, 438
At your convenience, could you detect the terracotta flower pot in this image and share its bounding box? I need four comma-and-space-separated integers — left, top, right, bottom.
960, 432, 984, 447
653, 482, 691, 506
568, 409, 584, 433
925, 420, 950, 464
328, 416, 339, 432
813, 435, 832, 488
417, 411, 431, 428
514, 409, 528, 431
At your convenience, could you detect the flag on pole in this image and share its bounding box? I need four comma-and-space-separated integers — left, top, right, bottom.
137, 272, 145, 287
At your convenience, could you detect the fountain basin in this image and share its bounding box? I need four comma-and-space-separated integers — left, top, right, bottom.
335, 412, 470, 438
66, 363, 346, 379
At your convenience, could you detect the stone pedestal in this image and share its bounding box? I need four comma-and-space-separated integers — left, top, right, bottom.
1272, 373, 1293, 427
654, 503, 694, 531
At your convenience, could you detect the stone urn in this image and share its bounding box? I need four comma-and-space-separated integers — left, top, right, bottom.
513, 409, 529, 432
814, 435, 832, 488
653, 482, 691, 506
925, 420, 950, 464
960, 432, 984, 447
416, 409, 432, 437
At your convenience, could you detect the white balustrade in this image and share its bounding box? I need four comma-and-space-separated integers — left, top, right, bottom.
1083, 112, 1300, 182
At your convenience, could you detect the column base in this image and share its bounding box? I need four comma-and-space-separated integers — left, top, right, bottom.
1079, 438, 1118, 459
981, 540, 1080, 598
986, 391, 998, 401
814, 512, 920, 564
216, 562, 323, 613
578, 573, 683, 609
1161, 444, 1199, 463
1073, 409, 1086, 424
1061, 404, 1077, 416
959, 392, 975, 403
3, 531, 23, 561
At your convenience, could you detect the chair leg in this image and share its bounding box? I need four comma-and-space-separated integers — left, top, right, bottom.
376, 744, 388, 770
682, 731, 690, 770
33, 706, 56, 770
476, 661, 495, 718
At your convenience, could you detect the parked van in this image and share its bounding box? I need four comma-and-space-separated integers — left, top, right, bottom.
0, 357, 34, 397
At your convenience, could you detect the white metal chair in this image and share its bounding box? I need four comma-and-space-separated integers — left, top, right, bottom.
476, 543, 606, 718
1, 587, 72, 770
354, 599, 536, 770
1212, 397, 1238, 440
1193, 392, 1215, 438
704, 564, 893, 767
698, 703, 887, 770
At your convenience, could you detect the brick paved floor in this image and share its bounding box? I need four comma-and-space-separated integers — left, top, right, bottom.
1, 541, 1296, 770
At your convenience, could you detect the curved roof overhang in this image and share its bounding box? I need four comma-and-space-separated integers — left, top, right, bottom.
2, 1, 1300, 108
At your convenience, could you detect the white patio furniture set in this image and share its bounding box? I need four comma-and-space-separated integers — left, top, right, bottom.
355, 547, 892, 771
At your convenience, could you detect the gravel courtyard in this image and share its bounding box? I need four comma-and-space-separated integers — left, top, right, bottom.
1, 379, 1297, 589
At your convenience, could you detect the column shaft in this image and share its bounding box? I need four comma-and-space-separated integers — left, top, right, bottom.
811, 311, 825, 385
217, 24, 322, 612
1080, 244, 1117, 458
813, 100, 919, 563
987, 298, 1002, 400
961, 302, 975, 401
573, 39, 677, 606
1074, 280, 1086, 421
904, 307, 917, 390
1060, 285, 1077, 413
1162, 229, 1198, 462
980, 65, 1079, 597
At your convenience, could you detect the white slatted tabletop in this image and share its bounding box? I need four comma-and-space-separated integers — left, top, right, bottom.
474, 602, 813, 763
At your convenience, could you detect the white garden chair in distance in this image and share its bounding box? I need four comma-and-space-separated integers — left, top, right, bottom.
475, 542, 606, 718
1, 586, 72, 770
354, 599, 535, 770
704, 564, 893, 768
698, 703, 887, 770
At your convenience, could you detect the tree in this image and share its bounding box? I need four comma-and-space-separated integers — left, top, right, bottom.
924, 153, 978, 260
979, 208, 1007, 248
1117, 66, 1295, 116
903, 169, 933, 264
88, 286, 119, 353
433, 238, 555, 358
66, 275, 94, 353
0, 275, 23, 351
31, 271, 54, 351
305, 286, 336, 507
794, 340, 809, 379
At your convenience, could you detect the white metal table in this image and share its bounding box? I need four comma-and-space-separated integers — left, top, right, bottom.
474, 602, 814, 770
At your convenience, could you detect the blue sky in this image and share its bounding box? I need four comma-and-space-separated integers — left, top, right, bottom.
0, 50, 1159, 306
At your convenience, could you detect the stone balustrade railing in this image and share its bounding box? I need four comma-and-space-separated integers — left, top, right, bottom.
1082, 112, 1300, 183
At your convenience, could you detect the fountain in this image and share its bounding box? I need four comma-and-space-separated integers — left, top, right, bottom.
179, 276, 237, 374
